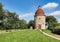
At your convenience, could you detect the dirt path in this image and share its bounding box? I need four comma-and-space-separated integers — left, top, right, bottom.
0, 30, 20, 34
0, 29, 29, 34
40, 30, 60, 40
49, 34, 60, 38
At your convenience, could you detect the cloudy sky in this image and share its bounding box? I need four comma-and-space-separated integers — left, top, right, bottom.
0, 0, 60, 23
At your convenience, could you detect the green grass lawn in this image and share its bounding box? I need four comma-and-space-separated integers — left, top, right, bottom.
0, 29, 60, 42
43, 29, 52, 34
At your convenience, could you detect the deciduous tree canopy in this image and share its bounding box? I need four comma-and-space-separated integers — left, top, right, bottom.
0, 3, 27, 30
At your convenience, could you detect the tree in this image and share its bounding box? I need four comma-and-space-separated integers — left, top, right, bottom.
4, 11, 20, 30
46, 16, 58, 31
28, 20, 34, 29
0, 3, 5, 29
0, 2, 28, 30
19, 20, 27, 29
55, 23, 60, 29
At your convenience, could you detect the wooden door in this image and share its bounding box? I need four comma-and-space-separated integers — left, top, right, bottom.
38, 25, 41, 29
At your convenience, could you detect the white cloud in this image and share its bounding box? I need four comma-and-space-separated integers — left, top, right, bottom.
42, 2, 59, 9
19, 12, 34, 19
49, 11, 60, 16
48, 11, 60, 23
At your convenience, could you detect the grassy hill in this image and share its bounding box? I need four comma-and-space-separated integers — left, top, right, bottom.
0, 30, 60, 42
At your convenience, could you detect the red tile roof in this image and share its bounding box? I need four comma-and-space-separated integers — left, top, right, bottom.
35, 6, 45, 16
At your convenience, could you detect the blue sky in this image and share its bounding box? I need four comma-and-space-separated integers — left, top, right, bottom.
0, 0, 60, 23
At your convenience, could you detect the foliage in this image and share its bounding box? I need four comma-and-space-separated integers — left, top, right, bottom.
0, 3, 4, 29
54, 23, 60, 34
0, 3, 27, 30
19, 20, 27, 29
28, 20, 34, 29
46, 16, 58, 31
55, 25, 60, 29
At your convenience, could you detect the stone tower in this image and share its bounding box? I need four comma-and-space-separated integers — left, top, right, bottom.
34, 6, 45, 29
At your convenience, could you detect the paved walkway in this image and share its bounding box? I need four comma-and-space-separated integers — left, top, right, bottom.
40, 30, 60, 40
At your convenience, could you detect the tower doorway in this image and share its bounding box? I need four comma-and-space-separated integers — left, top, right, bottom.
38, 25, 41, 29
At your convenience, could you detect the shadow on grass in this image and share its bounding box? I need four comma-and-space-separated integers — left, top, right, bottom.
52, 29, 60, 35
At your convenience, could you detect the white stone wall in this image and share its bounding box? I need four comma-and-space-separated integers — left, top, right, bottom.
35, 16, 45, 29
